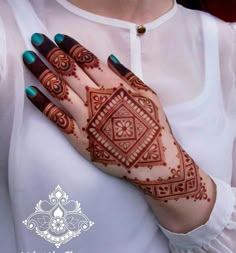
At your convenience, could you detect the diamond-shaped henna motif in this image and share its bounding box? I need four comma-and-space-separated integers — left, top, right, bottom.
86, 86, 165, 169
102, 109, 148, 153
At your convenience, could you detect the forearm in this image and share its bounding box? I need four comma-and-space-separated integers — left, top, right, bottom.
145, 169, 216, 233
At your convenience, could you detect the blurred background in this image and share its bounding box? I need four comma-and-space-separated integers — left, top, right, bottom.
177, 0, 236, 22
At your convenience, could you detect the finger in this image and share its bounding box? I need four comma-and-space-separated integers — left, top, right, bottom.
31, 33, 97, 100
54, 34, 129, 89
25, 86, 80, 143
23, 50, 87, 126
108, 54, 157, 97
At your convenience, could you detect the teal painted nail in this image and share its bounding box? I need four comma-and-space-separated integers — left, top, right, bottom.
25, 86, 37, 97
31, 33, 44, 46
110, 54, 120, 64
23, 51, 36, 64
54, 34, 64, 44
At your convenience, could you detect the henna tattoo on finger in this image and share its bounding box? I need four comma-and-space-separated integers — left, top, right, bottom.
69, 44, 103, 71
23, 51, 73, 104
39, 69, 72, 103
43, 103, 78, 138
55, 34, 103, 72
47, 48, 80, 80
108, 56, 156, 94
125, 72, 156, 95
31, 34, 79, 80
26, 86, 78, 138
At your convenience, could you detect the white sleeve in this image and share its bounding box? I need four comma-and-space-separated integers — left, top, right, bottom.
159, 176, 236, 252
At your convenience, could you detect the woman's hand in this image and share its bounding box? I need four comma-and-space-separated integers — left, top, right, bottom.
23, 33, 210, 203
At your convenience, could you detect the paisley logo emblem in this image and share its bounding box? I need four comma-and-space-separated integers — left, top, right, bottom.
23, 186, 94, 248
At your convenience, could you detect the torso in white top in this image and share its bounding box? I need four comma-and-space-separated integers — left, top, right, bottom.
0, 0, 236, 252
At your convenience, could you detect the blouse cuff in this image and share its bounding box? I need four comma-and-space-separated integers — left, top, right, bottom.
159, 175, 235, 250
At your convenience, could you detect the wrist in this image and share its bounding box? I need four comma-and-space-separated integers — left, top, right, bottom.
123, 143, 211, 203
144, 170, 217, 233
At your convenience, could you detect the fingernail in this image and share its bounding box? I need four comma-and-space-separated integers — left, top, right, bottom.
109, 54, 129, 76
109, 54, 120, 64
54, 34, 64, 44
23, 51, 36, 64
31, 33, 44, 46
25, 86, 37, 97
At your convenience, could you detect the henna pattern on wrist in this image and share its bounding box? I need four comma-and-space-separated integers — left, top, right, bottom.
85, 85, 166, 169
47, 48, 80, 80
44, 103, 78, 138
39, 69, 72, 103
124, 144, 210, 202
69, 44, 103, 71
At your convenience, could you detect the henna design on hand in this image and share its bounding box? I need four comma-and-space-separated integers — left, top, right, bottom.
39, 69, 72, 103
69, 44, 103, 71
85, 85, 166, 169
44, 103, 78, 138
47, 48, 80, 80
85, 85, 210, 202
125, 72, 156, 95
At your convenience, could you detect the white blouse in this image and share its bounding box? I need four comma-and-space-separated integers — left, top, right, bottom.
0, 0, 236, 252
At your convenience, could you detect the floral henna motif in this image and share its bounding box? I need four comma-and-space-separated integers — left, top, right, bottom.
47, 48, 80, 80
93, 94, 109, 110
124, 145, 210, 202
39, 69, 72, 103
44, 103, 78, 138
85, 85, 166, 169
69, 44, 103, 71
